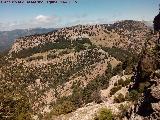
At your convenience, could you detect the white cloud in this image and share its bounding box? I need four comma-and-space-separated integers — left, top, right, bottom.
0, 15, 61, 31
35, 15, 52, 23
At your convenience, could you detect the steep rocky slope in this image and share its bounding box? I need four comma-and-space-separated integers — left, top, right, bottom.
126, 36, 160, 120
0, 20, 156, 120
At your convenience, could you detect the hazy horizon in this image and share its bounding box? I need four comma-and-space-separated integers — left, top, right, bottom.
0, 0, 159, 31
0, 20, 153, 32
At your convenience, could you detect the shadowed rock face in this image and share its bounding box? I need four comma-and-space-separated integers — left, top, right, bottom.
128, 41, 160, 119
153, 12, 160, 32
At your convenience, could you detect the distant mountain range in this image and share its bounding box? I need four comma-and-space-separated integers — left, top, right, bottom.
0, 28, 57, 52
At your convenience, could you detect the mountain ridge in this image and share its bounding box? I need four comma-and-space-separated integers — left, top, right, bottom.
9, 20, 151, 56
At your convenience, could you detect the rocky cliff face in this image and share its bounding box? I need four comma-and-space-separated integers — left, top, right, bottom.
126, 35, 160, 120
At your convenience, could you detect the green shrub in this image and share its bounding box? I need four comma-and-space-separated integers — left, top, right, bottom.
117, 78, 131, 87
75, 38, 92, 45
122, 60, 128, 70
114, 93, 125, 103
138, 82, 150, 93
50, 100, 75, 116
118, 79, 124, 86
123, 78, 132, 86
74, 43, 86, 52
59, 50, 70, 55
114, 82, 118, 86
94, 108, 114, 120
126, 90, 139, 101
111, 63, 122, 76
110, 86, 122, 95
27, 56, 43, 61
47, 54, 57, 59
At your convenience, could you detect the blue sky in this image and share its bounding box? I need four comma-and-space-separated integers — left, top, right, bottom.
0, 0, 159, 31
